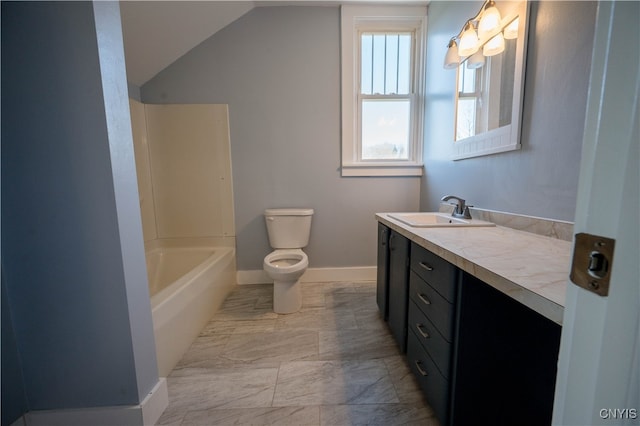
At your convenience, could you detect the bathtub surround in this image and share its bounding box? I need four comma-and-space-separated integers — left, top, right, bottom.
130, 101, 235, 242
129, 102, 237, 376
2, 2, 166, 425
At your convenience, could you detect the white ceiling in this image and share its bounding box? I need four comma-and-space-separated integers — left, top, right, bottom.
120, 0, 429, 87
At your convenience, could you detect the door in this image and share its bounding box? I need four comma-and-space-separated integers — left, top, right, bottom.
377, 223, 390, 320
388, 230, 410, 352
552, 2, 639, 424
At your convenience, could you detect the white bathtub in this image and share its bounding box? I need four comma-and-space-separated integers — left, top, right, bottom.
146, 239, 236, 376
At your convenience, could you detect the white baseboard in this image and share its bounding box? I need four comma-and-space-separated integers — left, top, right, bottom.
19, 378, 168, 426
237, 266, 376, 285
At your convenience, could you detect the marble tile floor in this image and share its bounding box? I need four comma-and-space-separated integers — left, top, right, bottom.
156, 281, 441, 426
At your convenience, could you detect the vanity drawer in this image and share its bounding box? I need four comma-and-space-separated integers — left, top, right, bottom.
409, 271, 455, 342
410, 243, 458, 303
408, 300, 452, 379
407, 329, 450, 425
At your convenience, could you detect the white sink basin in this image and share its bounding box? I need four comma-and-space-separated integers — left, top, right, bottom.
388, 212, 495, 228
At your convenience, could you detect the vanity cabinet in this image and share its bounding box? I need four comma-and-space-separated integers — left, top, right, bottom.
406, 243, 459, 424
450, 272, 561, 426
377, 224, 411, 352
375, 222, 562, 426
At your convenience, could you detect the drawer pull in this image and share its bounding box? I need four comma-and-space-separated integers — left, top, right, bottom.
416, 323, 430, 339
419, 261, 434, 272
417, 293, 431, 306
415, 360, 429, 376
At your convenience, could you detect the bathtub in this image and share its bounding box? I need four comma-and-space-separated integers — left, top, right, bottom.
146, 239, 236, 376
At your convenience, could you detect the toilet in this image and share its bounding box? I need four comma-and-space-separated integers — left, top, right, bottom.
263, 208, 313, 314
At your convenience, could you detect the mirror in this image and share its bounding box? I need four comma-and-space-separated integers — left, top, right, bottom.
452, 1, 529, 160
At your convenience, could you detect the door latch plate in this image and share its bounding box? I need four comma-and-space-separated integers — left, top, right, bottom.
570, 233, 615, 297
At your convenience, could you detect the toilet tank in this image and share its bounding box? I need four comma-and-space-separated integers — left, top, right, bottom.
264, 208, 314, 249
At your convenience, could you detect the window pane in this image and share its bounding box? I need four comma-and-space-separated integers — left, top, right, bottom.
397, 34, 411, 94
362, 99, 410, 160
361, 34, 373, 95
361, 32, 412, 95
458, 61, 476, 94
372, 35, 386, 94
456, 98, 476, 140
385, 34, 399, 94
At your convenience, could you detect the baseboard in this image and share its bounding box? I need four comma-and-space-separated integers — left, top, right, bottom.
237, 266, 376, 285
19, 378, 168, 426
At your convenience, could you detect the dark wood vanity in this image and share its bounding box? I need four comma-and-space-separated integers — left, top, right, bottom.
377, 221, 562, 426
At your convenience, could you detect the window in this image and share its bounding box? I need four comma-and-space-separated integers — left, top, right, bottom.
341, 6, 426, 177
456, 60, 483, 141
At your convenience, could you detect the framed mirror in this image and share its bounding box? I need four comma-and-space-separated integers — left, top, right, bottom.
452, 1, 529, 160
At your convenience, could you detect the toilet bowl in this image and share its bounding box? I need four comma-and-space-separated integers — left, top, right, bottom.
263, 208, 313, 314
263, 249, 308, 314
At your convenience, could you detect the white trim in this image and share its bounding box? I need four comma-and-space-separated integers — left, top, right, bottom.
341, 5, 426, 177
237, 266, 376, 285
341, 163, 423, 176
303, 266, 376, 282
452, 125, 520, 160
18, 379, 168, 426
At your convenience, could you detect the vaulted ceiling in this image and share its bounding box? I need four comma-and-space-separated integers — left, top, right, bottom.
120, 1, 255, 86
119, 1, 428, 87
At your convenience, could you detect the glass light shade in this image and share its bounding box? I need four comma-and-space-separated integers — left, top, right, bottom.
478, 3, 502, 40
483, 32, 505, 56
458, 23, 479, 57
443, 40, 461, 69
467, 50, 485, 69
504, 17, 519, 39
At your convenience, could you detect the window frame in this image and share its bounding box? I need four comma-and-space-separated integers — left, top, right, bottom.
341, 5, 426, 177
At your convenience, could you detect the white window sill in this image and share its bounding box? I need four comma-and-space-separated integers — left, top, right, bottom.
341, 163, 423, 177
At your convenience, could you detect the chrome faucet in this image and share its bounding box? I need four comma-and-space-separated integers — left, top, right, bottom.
441, 195, 472, 219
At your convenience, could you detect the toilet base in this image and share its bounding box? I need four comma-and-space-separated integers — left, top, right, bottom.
273, 279, 302, 314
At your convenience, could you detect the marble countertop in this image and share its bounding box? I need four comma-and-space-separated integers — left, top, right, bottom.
376, 213, 573, 325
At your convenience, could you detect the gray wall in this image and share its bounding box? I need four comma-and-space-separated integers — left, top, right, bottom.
142, 6, 420, 271
1, 1, 158, 415
421, 1, 597, 221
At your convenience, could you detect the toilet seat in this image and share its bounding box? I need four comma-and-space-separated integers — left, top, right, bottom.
263, 249, 308, 281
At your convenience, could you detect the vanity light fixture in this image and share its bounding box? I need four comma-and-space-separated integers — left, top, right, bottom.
467, 50, 486, 69
444, 38, 461, 69
483, 32, 505, 56
477, 0, 502, 39
503, 16, 519, 39
442, 0, 513, 69
458, 21, 480, 56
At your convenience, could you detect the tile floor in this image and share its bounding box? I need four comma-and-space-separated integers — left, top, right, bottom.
156, 281, 441, 426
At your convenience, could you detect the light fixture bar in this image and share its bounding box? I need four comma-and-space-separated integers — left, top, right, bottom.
442, 0, 514, 70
